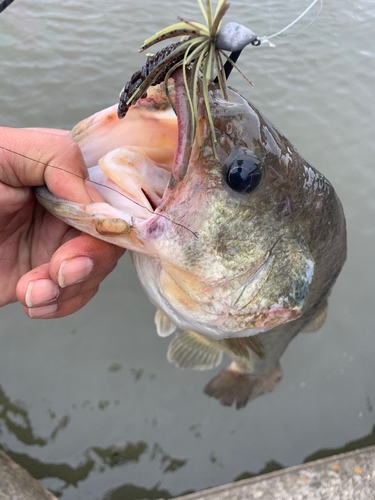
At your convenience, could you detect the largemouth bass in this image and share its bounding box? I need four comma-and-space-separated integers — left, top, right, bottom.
36, 69, 346, 408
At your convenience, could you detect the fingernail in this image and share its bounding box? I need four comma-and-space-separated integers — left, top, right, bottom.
25, 279, 59, 308
58, 256, 94, 288
28, 303, 58, 318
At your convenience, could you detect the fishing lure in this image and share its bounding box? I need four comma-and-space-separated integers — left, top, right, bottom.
118, 42, 185, 119
118, 0, 322, 157
118, 0, 262, 156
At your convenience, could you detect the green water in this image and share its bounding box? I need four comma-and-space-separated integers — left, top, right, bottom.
0, 0, 375, 498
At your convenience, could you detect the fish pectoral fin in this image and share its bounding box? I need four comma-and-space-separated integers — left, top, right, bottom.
224, 336, 265, 360
167, 331, 223, 371
154, 309, 177, 337
302, 300, 328, 333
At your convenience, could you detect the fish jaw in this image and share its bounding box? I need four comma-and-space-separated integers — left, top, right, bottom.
35, 186, 152, 255
35, 81, 183, 257
34, 71, 198, 256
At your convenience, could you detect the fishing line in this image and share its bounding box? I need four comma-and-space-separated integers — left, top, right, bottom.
261, 0, 323, 44
277, 0, 323, 40
0, 145, 199, 238
0, 0, 15, 14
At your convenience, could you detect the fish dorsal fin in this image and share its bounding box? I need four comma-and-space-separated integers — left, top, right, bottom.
224, 336, 265, 360
167, 331, 223, 370
302, 301, 328, 333
154, 309, 177, 337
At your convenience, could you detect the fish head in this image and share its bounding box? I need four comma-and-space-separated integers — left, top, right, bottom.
36, 68, 346, 339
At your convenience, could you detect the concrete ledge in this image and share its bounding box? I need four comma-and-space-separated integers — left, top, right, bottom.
2, 445, 375, 499
0, 449, 58, 500
171, 445, 375, 500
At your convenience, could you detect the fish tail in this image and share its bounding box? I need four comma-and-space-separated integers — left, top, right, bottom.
204, 363, 283, 409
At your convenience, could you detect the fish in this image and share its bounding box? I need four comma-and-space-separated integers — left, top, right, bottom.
35, 68, 346, 408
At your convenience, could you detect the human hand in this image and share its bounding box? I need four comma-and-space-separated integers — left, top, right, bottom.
0, 127, 125, 318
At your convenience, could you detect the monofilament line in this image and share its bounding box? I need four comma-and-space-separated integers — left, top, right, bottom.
262, 0, 323, 42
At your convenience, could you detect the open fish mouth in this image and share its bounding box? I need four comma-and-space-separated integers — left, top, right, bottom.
87, 68, 193, 220
36, 68, 194, 253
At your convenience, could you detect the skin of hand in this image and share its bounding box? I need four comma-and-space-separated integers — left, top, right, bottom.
0, 126, 125, 318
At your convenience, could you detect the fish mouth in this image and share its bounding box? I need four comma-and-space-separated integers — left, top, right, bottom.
36, 68, 195, 250
86, 68, 193, 224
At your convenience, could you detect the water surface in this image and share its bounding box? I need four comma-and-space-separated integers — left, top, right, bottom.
0, 0, 375, 498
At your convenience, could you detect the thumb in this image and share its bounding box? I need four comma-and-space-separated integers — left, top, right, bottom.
0, 127, 92, 204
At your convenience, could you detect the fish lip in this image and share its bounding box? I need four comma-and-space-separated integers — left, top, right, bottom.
171, 68, 193, 182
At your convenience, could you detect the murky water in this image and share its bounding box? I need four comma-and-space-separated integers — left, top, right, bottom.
0, 0, 375, 498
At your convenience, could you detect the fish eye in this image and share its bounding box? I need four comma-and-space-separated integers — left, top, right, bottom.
226, 153, 262, 193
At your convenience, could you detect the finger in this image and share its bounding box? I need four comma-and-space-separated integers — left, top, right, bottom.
0, 127, 92, 203
16, 233, 125, 304
49, 233, 125, 288
21, 286, 100, 319
17, 261, 115, 309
